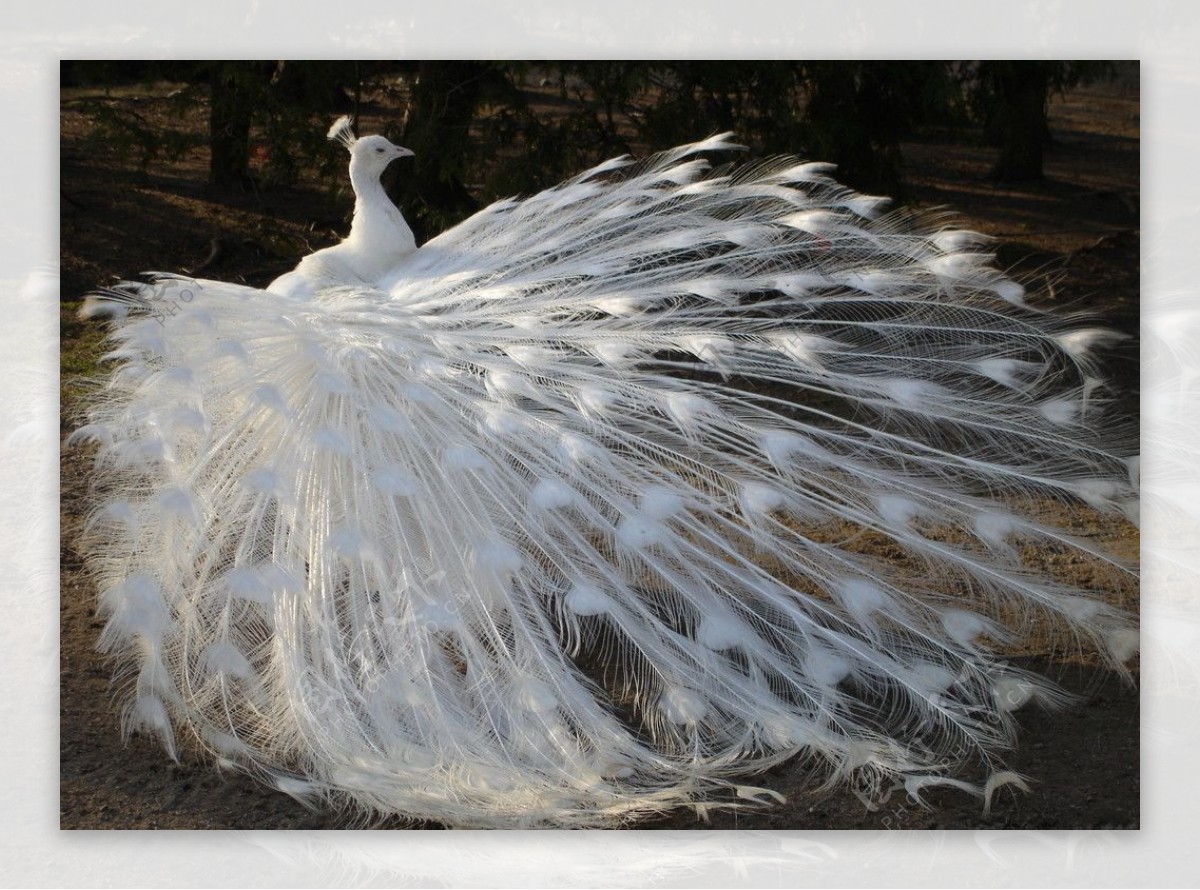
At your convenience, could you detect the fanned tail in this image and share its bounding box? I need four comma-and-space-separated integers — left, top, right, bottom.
76, 135, 1138, 826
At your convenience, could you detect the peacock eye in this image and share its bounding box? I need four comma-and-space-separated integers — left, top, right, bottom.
375, 147, 384, 153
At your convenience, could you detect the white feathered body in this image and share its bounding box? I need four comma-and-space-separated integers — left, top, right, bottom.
76, 133, 1137, 826
269, 131, 416, 298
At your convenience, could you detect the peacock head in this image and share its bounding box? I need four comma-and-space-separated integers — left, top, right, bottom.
328, 115, 414, 179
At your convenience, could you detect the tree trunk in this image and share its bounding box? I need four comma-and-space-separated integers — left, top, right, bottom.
208, 63, 257, 189
982, 61, 1051, 182
399, 61, 495, 241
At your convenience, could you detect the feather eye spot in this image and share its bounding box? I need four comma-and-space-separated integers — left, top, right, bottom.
564, 583, 613, 617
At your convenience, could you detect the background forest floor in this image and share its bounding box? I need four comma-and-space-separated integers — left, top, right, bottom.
60, 67, 1140, 830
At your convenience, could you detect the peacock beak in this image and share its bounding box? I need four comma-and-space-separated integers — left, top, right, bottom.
395, 146, 414, 159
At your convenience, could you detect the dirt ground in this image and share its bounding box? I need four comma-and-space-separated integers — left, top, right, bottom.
59, 66, 1140, 830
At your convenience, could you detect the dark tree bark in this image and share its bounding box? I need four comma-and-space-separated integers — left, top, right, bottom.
396, 61, 503, 241
800, 61, 946, 195
978, 61, 1052, 182
208, 63, 268, 189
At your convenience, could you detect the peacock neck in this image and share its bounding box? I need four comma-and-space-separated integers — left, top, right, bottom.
346, 161, 417, 268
